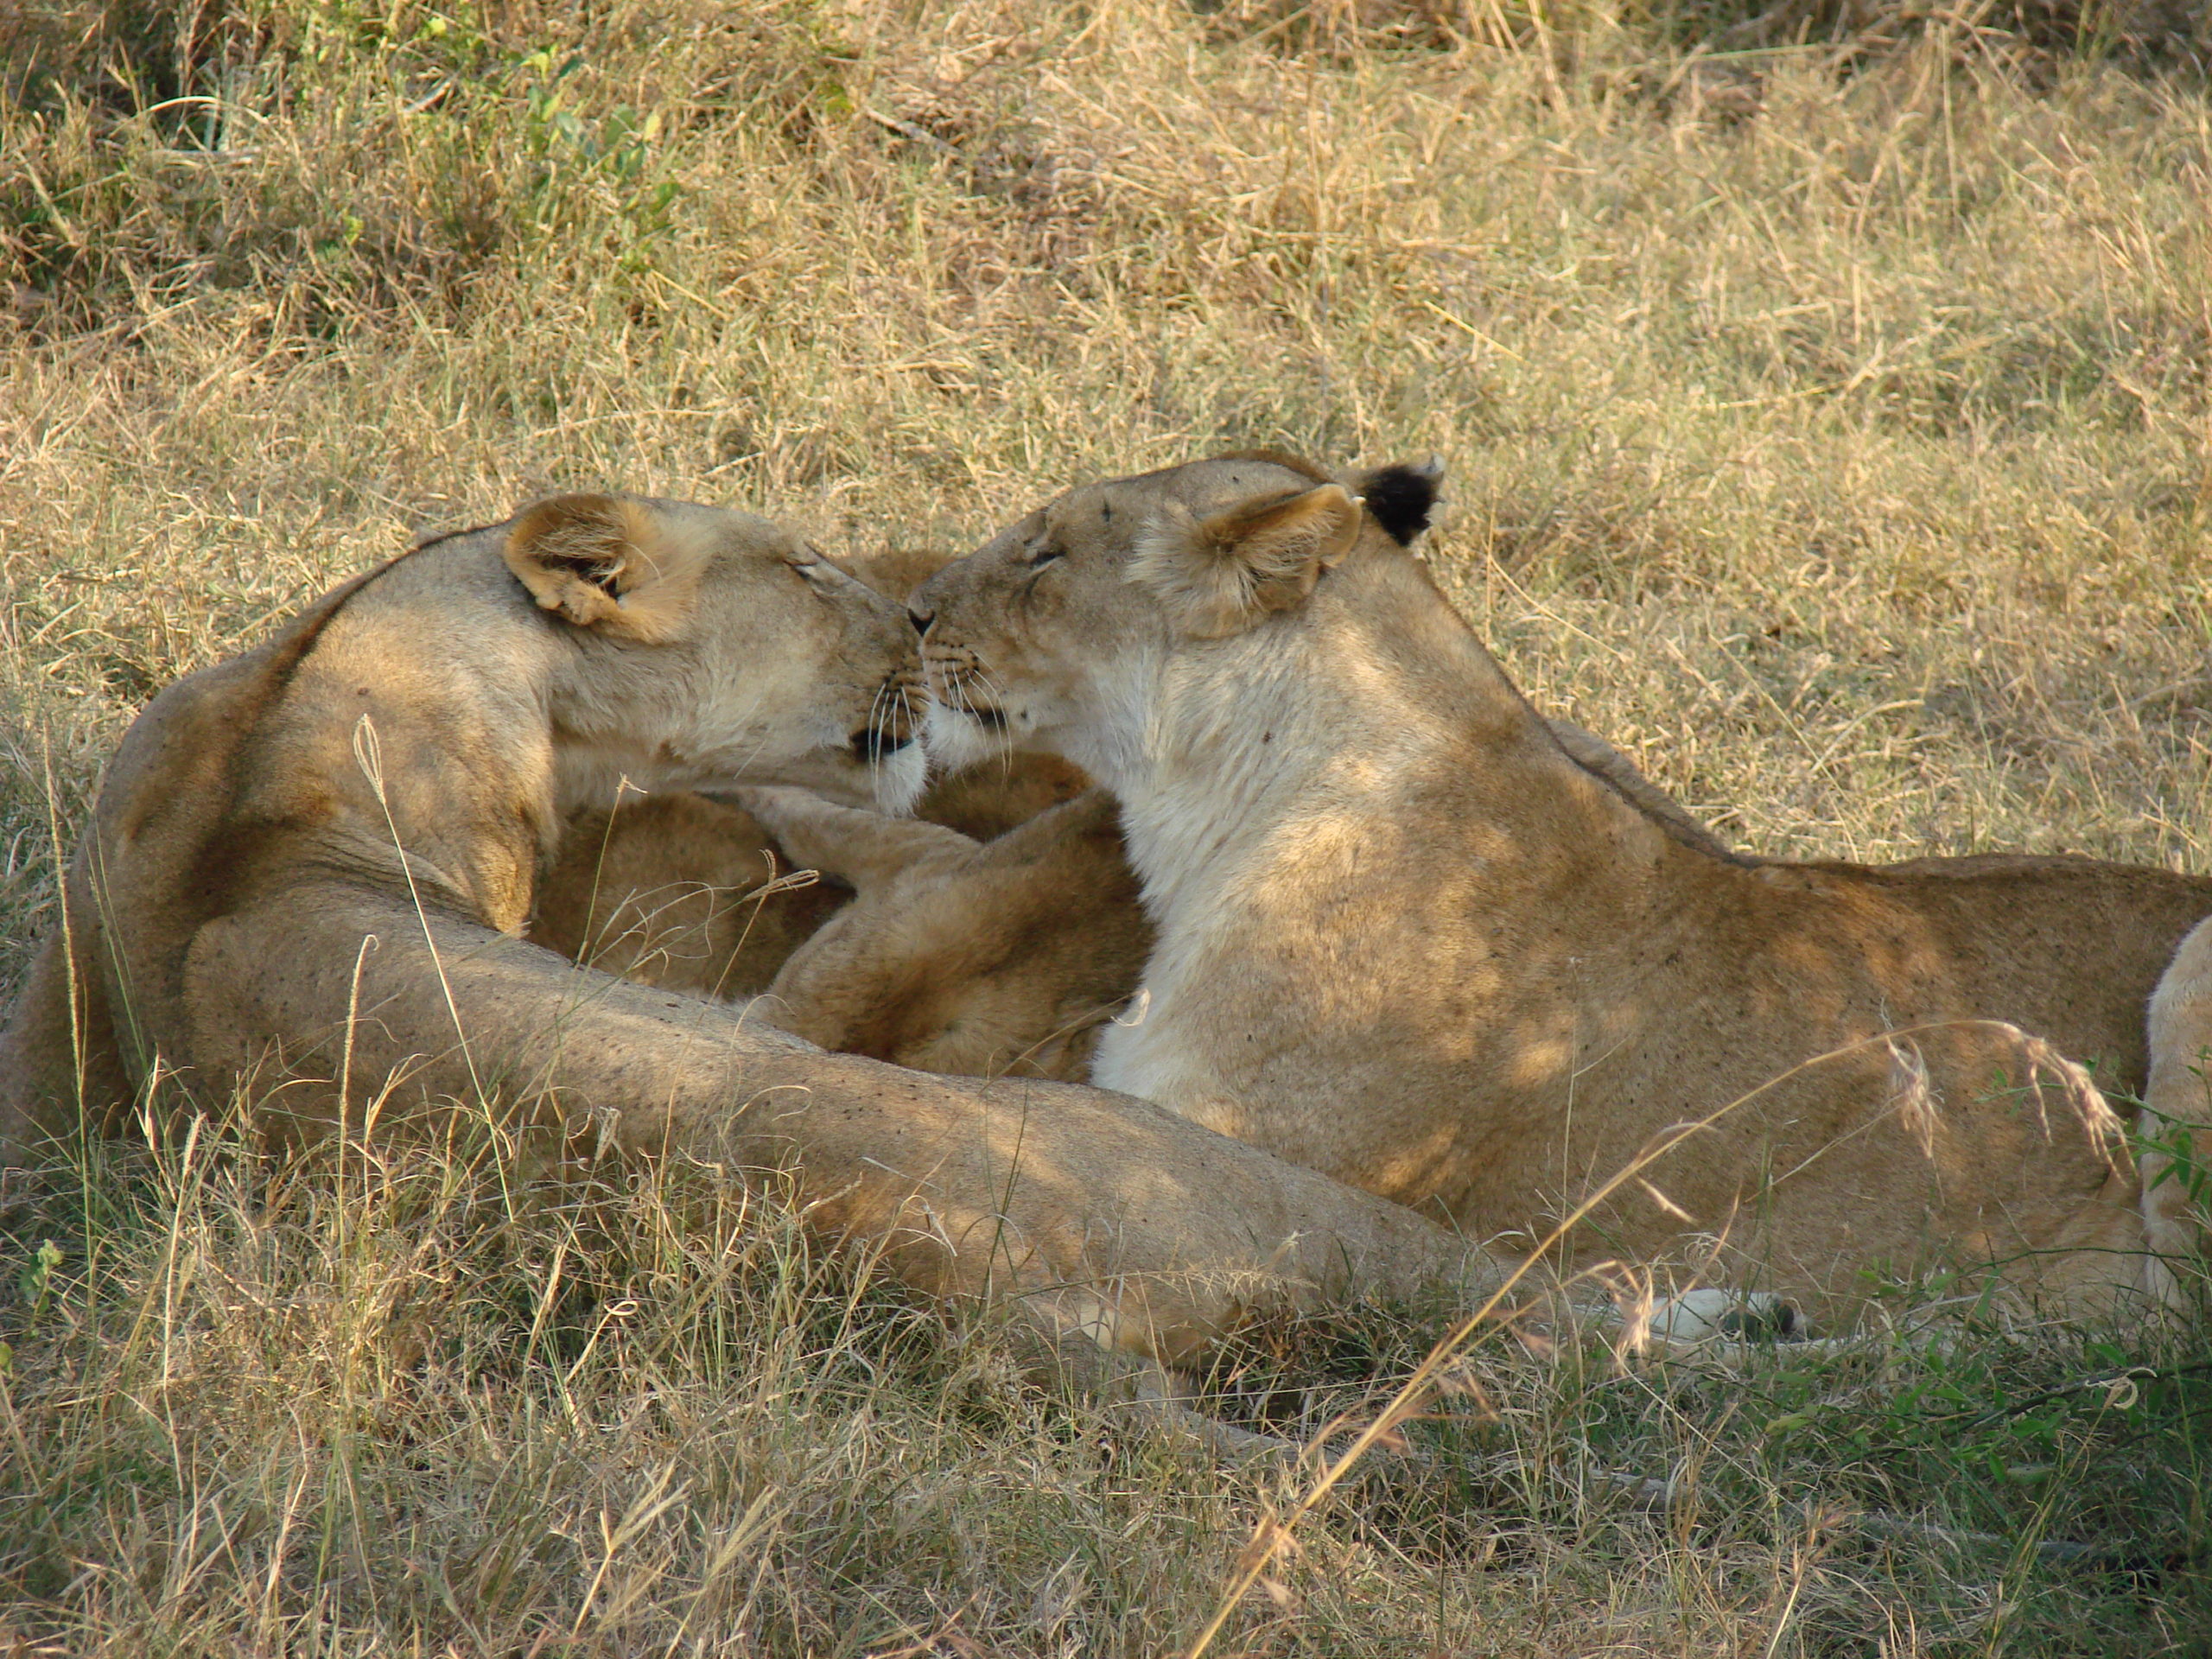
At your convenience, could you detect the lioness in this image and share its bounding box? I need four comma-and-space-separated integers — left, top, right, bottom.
910, 451, 2212, 1317
0, 492, 1507, 1442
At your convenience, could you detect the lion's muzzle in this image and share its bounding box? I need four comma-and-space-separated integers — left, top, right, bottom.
851, 675, 922, 765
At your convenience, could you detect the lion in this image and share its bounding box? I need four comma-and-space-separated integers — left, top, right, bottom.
0, 490, 1517, 1451
526, 755, 1096, 1004
529, 790, 853, 998
907, 450, 2212, 1319
2144, 915, 2212, 1301
524, 760, 1096, 1008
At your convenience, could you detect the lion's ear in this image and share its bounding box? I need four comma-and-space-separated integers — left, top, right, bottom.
504, 494, 702, 642
1131, 483, 1365, 639
1356, 456, 1444, 547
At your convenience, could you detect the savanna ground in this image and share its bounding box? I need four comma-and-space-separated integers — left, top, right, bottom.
2, 2, 2210, 1653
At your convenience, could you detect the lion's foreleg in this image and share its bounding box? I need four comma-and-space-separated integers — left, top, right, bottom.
732, 785, 977, 890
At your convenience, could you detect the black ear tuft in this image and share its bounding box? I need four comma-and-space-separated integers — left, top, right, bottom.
1357, 458, 1444, 546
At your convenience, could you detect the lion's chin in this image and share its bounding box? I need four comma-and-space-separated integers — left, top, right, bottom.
870, 738, 929, 816
922, 702, 1010, 776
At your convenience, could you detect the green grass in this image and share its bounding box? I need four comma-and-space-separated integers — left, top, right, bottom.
3, 2, 2209, 1651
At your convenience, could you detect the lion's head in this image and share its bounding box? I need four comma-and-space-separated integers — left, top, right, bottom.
909, 453, 1438, 780
504, 493, 928, 814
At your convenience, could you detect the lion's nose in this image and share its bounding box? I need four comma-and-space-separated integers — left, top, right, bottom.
907, 602, 934, 638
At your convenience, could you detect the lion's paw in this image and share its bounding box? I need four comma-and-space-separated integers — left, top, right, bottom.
1647, 1288, 1802, 1343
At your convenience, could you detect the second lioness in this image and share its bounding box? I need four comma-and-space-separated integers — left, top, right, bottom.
911, 451, 2212, 1318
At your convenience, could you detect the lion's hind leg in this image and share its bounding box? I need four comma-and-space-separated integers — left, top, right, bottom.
2143, 915, 2212, 1306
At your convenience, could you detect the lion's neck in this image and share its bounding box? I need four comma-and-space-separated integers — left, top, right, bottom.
257, 541, 570, 934
1091, 556, 1667, 931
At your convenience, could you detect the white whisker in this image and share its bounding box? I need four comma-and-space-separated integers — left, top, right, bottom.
865, 677, 890, 765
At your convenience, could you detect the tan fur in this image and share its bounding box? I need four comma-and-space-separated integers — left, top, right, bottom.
1546, 720, 1742, 863
713, 721, 1721, 1086
524, 539, 1096, 1001
909, 751, 1095, 842
746, 785, 1152, 1080
1130, 483, 1363, 638
505, 494, 709, 639
836, 540, 1098, 838
913, 454, 2212, 1320
829, 543, 957, 607
0, 493, 1512, 1442
528, 791, 850, 997
528, 749, 1095, 1004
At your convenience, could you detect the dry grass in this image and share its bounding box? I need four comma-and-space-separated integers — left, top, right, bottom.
3, 2, 2209, 1652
